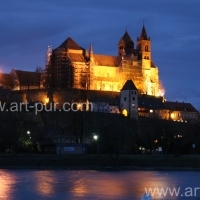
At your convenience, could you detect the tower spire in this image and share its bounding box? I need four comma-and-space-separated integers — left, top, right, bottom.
140, 24, 148, 40
89, 43, 93, 55
89, 43, 94, 63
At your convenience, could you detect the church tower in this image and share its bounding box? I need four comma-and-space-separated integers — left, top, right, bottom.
118, 30, 134, 56
120, 80, 138, 119
137, 24, 151, 69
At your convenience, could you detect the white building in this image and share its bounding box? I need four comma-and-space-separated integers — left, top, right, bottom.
120, 80, 138, 119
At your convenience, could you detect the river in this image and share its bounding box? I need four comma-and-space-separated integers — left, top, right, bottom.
0, 170, 200, 199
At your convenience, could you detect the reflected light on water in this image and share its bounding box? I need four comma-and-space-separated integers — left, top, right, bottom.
70, 171, 176, 199
33, 171, 56, 197
71, 177, 124, 197
70, 177, 87, 197
70, 171, 134, 198
0, 170, 17, 199
0, 170, 195, 199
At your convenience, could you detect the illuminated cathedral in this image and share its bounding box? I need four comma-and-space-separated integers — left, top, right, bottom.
46, 25, 163, 96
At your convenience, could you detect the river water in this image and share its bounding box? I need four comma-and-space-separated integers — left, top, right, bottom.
0, 170, 200, 200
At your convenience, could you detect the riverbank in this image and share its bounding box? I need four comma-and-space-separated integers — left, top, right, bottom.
0, 154, 200, 171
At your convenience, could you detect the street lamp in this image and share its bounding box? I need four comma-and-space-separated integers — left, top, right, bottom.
27, 131, 31, 139
93, 134, 99, 155
93, 135, 98, 141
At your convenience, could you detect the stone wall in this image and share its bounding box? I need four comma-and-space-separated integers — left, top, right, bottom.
9, 89, 120, 109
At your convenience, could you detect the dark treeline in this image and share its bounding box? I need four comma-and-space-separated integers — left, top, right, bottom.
0, 110, 199, 156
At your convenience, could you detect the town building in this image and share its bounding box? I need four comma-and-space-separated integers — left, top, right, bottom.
138, 95, 199, 123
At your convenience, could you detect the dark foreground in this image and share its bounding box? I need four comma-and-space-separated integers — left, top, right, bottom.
1, 154, 200, 170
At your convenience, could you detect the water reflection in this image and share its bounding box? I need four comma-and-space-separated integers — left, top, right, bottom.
68, 171, 176, 199
33, 171, 56, 197
0, 170, 199, 199
0, 169, 17, 200
69, 171, 126, 197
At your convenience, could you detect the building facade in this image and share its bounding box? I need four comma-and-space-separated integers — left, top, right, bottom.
46, 25, 163, 97
120, 80, 138, 119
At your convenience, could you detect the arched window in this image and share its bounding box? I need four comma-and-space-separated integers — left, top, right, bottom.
144, 56, 146, 59
145, 45, 148, 51
147, 56, 149, 59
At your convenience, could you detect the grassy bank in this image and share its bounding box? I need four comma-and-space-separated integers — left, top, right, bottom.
0, 154, 200, 170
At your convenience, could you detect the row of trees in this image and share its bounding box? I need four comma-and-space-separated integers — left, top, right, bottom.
0, 109, 200, 155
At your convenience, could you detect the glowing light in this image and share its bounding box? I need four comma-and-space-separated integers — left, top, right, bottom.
171, 113, 175, 119
93, 135, 98, 140
45, 98, 49, 104
177, 135, 183, 138
122, 109, 128, 117
150, 109, 153, 113
158, 81, 165, 97
77, 103, 82, 110
105, 84, 110, 91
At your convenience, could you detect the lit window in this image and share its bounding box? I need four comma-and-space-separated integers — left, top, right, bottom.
171, 113, 175, 119
122, 109, 128, 117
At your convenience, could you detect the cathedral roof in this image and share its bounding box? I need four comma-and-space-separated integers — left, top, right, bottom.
14, 70, 41, 86
68, 53, 86, 62
122, 30, 133, 43
93, 54, 120, 66
139, 25, 148, 40
121, 80, 138, 91
118, 30, 134, 45
57, 37, 84, 50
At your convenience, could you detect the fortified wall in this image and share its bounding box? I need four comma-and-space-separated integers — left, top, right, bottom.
9, 89, 120, 109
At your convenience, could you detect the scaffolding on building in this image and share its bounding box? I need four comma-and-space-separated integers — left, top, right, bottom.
121, 55, 145, 93
44, 45, 52, 88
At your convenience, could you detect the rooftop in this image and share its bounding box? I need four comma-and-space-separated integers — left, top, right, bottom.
121, 80, 138, 91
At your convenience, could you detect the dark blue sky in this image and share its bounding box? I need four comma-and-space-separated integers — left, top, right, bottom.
0, 0, 200, 110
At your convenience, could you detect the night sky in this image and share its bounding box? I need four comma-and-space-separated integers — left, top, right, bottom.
0, 0, 200, 110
